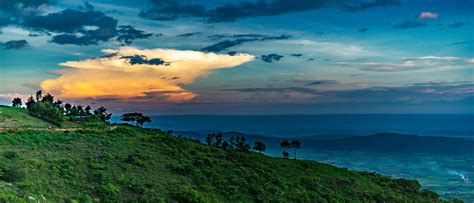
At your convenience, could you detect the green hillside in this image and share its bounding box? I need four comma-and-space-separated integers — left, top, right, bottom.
0, 106, 54, 128
0, 123, 460, 202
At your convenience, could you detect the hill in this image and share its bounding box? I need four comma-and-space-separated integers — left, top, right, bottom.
175, 131, 474, 155
0, 105, 54, 128
311, 133, 474, 154
0, 124, 460, 202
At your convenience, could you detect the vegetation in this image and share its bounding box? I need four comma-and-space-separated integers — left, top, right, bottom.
0, 92, 462, 202
121, 112, 152, 127
0, 124, 461, 202
16, 90, 111, 127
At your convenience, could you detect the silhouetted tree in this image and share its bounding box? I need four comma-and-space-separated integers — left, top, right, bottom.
41, 93, 54, 103
229, 135, 236, 149
236, 135, 250, 152
214, 132, 223, 147
11, 98, 22, 108
205, 133, 214, 146
35, 90, 42, 102
282, 151, 289, 159
280, 140, 290, 158
25, 96, 35, 110
290, 140, 301, 159
222, 141, 230, 150
121, 112, 151, 128
64, 103, 72, 114
93, 106, 112, 122
253, 141, 266, 153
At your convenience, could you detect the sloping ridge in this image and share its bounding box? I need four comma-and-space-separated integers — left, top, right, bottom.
313, 133, 474, 154
0, 105, 54, 128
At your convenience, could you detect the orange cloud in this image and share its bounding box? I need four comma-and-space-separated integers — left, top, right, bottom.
41, 47, 255, 102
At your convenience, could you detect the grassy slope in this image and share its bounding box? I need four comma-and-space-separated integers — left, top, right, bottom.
0, 106, 53, 128
0, 125, 459, 202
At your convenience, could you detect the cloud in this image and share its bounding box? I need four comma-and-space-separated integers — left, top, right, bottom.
222, 82, 474, 104
417, 11, 438, 19
1, 1, 152, 46
140, 0, 401, 22
305, 80, 338, 86
450, 40, 474, 45
177, 32, 202, 38
261, 54, 284, 63
335, 56, 474, 72
0, 0, 56, 14
1, 40, 29, 49
447, 22, 467, 28
22, 9, 118, 45
393, 20, 427, 29
358, 28, 369, 33
40, 47, 255, 102
117, 25, 153, 45
202, 34, 291, 52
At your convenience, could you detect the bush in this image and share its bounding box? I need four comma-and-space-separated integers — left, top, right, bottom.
173, 188, 203, 203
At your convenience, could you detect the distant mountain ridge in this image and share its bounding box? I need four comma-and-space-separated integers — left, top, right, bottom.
174, 131, 474, 155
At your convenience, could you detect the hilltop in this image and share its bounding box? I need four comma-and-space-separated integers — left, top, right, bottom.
0, 106, 461, 202
0, 105, 54, 129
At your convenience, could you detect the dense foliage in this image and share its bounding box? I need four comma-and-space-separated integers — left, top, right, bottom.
0, 125, 461, 202
21, 91, 111, 126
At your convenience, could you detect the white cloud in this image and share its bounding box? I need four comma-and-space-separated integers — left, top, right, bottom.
417, 12, 439, 19
335, 56, 474, 72
40, 47, 255, 102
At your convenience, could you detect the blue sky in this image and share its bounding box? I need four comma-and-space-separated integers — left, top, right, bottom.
0, 0, 473, 114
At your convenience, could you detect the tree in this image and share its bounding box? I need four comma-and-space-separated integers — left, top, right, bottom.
35, 90, 42, 102
25, 96, 35, 110
282, 151, 289, 159
222, 141, 229, 150
290, 140, 301, 159
41, 93, 54, 103
205, 133, 214, 146
121, 112, 151, 128
11, 98, 22, 108
236, 135, 250, 152
214, 132, 223, 147
253, 141, 266, 153
94, 106, 112, 123
280, 140, 290, 158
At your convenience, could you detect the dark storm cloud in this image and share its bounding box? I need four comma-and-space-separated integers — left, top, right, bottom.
22, 9, 117, 45
121, 55, 170, 66
202, 34, 291, 52
117, 25, 153, 45
2, 2, 147, 46
261, 54, 284, 63
1, 40, 29, 49
393, 20, 427, 29
177, 32, 202, 37
140, 0, 401, 22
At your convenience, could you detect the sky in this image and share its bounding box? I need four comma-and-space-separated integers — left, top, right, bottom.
0, 0, 473, 115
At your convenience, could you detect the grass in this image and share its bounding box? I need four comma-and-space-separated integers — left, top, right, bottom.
0, 126, 461, 202
0, 105, 461, 202
0, 106, 53, 128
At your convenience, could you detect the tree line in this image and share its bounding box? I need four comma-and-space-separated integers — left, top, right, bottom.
11, 90, 151, 128
204, 132, 301, 159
